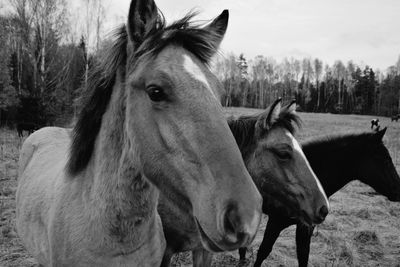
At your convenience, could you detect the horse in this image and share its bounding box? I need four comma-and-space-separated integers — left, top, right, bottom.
370, 118, 379, 129
159, 99, 329, 266
239, 127, 400, 267
391, 114, 399, 122
17, 122, 39, 137
16, 1, 263, 266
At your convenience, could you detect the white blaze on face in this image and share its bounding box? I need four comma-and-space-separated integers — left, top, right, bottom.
182, 54, 217, 99
287, 132, 330, 208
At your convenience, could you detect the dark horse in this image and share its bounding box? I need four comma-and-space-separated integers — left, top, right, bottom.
159, 99, 329, 266
391, 114, 399, 122
370, 118, 379, 129
239, 127, 400, 267
17, 122, 39, 137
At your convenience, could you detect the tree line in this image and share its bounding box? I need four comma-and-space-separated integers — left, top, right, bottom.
0, 0, 105, 126
0, 0, 400, 127
214, 53, 400, 116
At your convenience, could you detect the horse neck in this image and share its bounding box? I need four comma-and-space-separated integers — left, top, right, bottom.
87, 74, 159, 238
305, 142, 359, 197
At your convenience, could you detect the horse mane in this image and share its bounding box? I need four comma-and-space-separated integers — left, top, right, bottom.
67, 26, 127, 176
301, 131, 383, 154
228, 107, 302, 152
67, 12, 222, 176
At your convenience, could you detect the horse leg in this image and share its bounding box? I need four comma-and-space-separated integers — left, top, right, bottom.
238, 247, 247, 261
253, 216, 291, 267
160, 246, 174, 267
295, 223, 315, 267
192, 248, 213, 267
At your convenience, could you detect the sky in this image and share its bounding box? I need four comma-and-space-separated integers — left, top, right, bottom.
101, 0, 400, 71
1, 0, 399, 70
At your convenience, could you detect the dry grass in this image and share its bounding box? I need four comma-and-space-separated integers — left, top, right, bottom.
2, 109, 400, 266
0, 129, 38, 267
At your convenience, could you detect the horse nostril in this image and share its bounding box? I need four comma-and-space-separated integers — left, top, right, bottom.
319, 205, 329, 219
223, 204, 239, 242
222, 203, 251, 244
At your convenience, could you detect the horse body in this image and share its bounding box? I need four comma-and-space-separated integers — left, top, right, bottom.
247, 128, 400, 267
370, 119, 379, 129
160, 99, 329, 266
16, 1, 262, 266
18, 92, 164, 266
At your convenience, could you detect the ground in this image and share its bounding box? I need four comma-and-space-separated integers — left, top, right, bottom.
2, 109, 400, 267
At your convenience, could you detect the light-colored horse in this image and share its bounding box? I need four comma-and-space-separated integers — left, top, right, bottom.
159, 99, 329, 266
16, 1, 262, 266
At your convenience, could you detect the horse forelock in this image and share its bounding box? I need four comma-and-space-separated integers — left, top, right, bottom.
275, 108, 302, 136
228, 108, 302, 152
130, 11, 222, 69
68, 12, 224, 176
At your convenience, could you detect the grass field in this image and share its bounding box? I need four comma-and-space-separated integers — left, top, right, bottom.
2, 108, 400, 267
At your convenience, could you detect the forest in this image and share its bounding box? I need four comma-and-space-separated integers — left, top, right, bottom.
1, 0, 400, 127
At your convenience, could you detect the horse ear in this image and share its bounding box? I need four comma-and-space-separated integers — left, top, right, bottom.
268, 99, 282, 124
203, 10, 229, 52
376, 127, 387, 140
127, 0, 158, 49
286, 99, 297, 114
255, 98, 282, 135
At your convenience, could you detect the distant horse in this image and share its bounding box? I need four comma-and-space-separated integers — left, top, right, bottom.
391, 114, 399, 122
17, 122, 39, 137
370, 118, 379, 129
159, 99, 329, 267
239, 127, 400, 267
16, 1, 262, 266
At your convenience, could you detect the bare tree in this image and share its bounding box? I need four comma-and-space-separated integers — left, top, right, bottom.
10, 0, 68, 96
292, 58, 301, 95
344, 61, 356, 110
314, 58, 323, 110
333, 60, 346, 110
252, 55, 266, 108
395, 55, 400, 113
0, 15, 19, 121
323, 64, 332, 109
395, 55, 400, 75
95, 1, 105, 51
302, 58, 314, 105
80, 0, 106, 91
251, 56, 276, 108
9, 0, 31, 94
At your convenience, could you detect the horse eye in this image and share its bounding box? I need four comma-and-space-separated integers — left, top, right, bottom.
274, 150, 292, 161
147, 86, 167, 102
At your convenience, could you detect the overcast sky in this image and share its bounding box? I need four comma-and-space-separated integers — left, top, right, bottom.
100, 0, 400, 71
1, 0, 399, 70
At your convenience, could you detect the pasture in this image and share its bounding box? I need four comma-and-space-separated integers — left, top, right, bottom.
1, 108, 400, 266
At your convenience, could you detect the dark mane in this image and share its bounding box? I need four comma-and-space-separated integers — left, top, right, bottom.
67, 12, 221, 176
67, 26, 127, 176
228, 107, 302, 152
301, 131, 382, 153
228, 116, 257, 153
